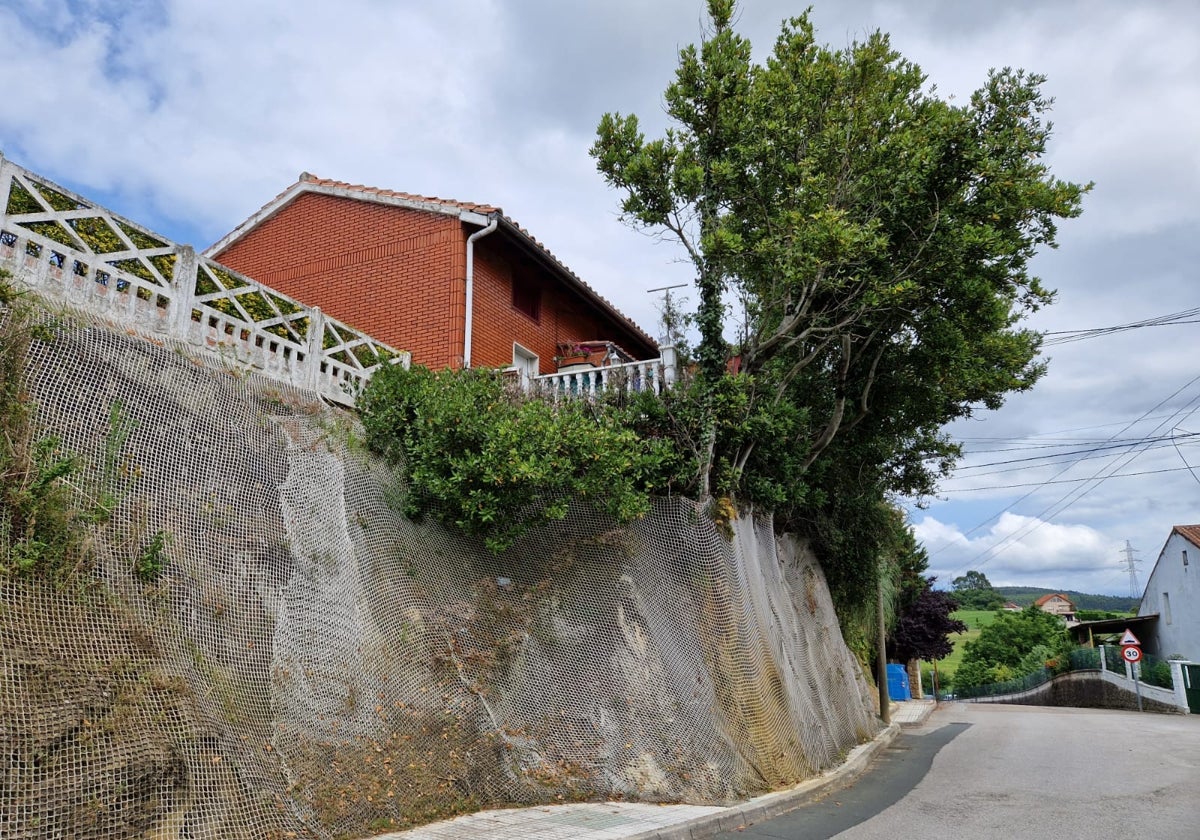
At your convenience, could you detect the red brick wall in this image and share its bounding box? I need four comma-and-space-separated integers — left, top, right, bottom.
471, 239, 654, 374
215, 192, 466, 369
215, 191, 656, 373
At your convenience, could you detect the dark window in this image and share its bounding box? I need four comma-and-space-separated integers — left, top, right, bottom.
512, 273, 541, 322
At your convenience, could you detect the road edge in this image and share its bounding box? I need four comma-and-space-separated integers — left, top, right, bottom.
626, 722, 902, 840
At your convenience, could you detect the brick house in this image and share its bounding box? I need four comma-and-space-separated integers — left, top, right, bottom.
206, 174, 659, 378
1033, 593, 1078, 626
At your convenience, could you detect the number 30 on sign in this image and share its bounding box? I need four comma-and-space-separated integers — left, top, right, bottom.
1122, 645, 1142, 663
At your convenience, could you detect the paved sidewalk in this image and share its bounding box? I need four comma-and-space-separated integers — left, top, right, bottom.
891, 697, 936, 727
372, 700, 939, 840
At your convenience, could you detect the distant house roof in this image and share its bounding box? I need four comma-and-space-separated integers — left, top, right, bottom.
1034, 593, 1074, 608
1002, 601, 1021, 610
207, 173, 658, 354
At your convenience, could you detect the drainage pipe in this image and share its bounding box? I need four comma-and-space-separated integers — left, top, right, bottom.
463, 215, 498, 368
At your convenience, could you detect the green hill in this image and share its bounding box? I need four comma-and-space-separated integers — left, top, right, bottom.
992, 587, 1137, 612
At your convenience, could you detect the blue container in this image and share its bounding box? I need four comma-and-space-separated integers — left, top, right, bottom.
886, 663, 910, 701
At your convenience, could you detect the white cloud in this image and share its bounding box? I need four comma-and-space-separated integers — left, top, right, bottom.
917, 512, 1126, 592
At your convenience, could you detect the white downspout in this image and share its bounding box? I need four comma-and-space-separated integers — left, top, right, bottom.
463, 214, 498, 368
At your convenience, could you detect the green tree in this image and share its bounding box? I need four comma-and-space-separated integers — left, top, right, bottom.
952, 571, 993, 592
592, 2, 1089, 522
951, 570, 1005, 610
592, 0, 752, 498
953, 606, 1071, 690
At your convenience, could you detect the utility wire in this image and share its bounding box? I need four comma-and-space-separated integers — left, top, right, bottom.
950, 431, 1200, 472
1042, 307, 1200, 345
1172, 425, 1200, 487
946, 387, 1200, 574
933, 371, 1200, 575
938, 464, 1200, 491
925, 302, 1200, 574
951, 383, 1200, 572
955, 413, 1188, 442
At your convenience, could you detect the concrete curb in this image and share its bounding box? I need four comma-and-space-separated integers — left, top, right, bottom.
624, 722, 902, 840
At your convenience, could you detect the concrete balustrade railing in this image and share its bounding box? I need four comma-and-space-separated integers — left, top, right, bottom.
0, 153, 407, 405
530, 345, 677, 398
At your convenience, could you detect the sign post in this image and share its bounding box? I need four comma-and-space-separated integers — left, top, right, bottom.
1120, 628, 1143, 712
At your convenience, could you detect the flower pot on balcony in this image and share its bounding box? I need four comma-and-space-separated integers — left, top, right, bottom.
555, 354, 590, 371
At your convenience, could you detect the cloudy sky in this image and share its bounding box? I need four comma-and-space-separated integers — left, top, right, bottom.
2, 0, 1198, 596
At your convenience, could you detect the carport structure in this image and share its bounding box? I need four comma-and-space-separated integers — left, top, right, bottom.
1070, 614, 1159, 652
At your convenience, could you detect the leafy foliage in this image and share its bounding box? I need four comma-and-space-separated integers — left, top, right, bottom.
591, 2, 1088, 615
0, 270, 94, 581
134, 529, 172, 582
953, 606, 1072, 689
1075, 609, 1129, 622
889, 577, 966, 663
951, 570, 1005, 610
952, 570, 992, 591
0, 271, 153, 584
358, 364, 679, 552
1138, 656, 1175, 690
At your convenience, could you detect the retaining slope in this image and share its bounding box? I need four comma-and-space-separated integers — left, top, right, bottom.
0, 313, 878, 839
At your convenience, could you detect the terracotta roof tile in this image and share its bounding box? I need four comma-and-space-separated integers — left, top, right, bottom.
1172, 524, 1200, 547
1033, 593, 1072, 607
299, 174, 500, 215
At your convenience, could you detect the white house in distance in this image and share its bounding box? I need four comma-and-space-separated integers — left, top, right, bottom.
1138, 524, 1200, 662
1033, 593, 1078, 626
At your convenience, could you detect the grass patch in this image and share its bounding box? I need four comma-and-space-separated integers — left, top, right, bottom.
953, 609, 1001, 631
925, 609, 1002, 687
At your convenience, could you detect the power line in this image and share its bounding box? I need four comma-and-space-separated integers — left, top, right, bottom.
935, 370, 1200, 577
922, 301, 1200, 575
1173, 426, 1200, 487
937, 464, 1200, 492
950, 431, 1200, 473
1042, 307, 1200, 345
955, 413, 1191, 442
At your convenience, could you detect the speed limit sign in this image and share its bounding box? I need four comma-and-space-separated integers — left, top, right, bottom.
1122, 645, 1142, 663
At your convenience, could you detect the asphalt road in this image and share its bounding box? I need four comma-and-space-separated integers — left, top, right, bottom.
715, 703, 1200, 840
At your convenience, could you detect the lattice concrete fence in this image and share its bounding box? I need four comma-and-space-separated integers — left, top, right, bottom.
0, 152, 407, 406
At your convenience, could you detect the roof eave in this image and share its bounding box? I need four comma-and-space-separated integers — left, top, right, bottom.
205, 180, 472, 258
492, 216, 658, 356
1171, 524, 1200, 549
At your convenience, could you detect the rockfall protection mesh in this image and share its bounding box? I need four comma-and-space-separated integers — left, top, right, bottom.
0, 311, 879, 839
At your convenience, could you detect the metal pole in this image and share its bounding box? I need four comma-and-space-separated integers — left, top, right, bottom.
877, 575, 890, 724
1134, 661, 1143, 712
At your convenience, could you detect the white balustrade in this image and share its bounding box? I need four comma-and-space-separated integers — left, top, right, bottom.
530, 349, 677, 399
0, 154, 407, 405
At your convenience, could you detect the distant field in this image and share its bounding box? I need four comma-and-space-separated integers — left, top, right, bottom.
924, 609, 1001, 689
954, 610, 1000, 631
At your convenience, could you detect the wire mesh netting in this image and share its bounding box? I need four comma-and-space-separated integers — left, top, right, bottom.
0, 311, 879, 839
